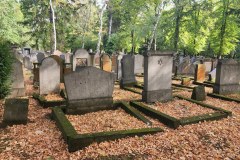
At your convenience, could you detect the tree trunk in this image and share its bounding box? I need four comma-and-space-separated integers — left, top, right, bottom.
173, 0, 183, 51
96, 3, 107, 55
218, 0, 230, 58
108, 11, 113, 38
50, 0, 57, 53
148, 0, 165, 51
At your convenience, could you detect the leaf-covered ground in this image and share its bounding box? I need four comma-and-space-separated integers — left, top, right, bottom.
0, 70, 239, 159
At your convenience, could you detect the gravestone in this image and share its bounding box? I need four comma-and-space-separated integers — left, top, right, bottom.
177, 56, 195, 76
134, 54, 144, 74
3, 98, 29, 124
120, 55, 136, 88
181, 77, 191, 86
23, 57, 33, 69
50, 55, 64, 82
191, 86, 206, 101
194, 64, 206, 82
116, 54, 124, 80
142, 51, 173, 103
213, 59, 240, 94
60, 54, 65, 61
208, 68, 216, 82
204, 61, 212, 73
36, 52, 45, 63
9, 59, 25, 97
72, 49, 92, 71
64, 67, 114, 114
101, 54, 112, 72
111, 54, 117, 72
39, 57, 60, 95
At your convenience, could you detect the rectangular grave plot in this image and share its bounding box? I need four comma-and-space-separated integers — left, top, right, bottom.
130, 96, 231, 129
207, 93, 240, 103
51, 102, 163, 152
33, 93, 66, 108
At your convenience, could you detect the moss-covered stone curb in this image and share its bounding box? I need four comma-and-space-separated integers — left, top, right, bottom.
51, 102, 163, 152
130, 95, 232, 129
175, 95, 232, 115
207, 93, 240, 103
120, 102, 152, 125
193, 81, 213, 88
134, 84, 144, 90
32, 93, 66, 108
172, 84, 194, 90
122, 87, 142, 95
130, 101, 180, 129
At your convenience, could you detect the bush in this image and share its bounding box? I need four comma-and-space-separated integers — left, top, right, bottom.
0, 42, 13, 99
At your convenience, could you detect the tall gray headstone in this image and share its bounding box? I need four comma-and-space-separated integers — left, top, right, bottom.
9, 59, 25, 98
213, 59, 240, 94
116, 54, 124, 80
120, 55, 136, 88
39, 57, 60, 94
64, 67, 114, 114
23, 57, 33, 69
134, 54, 144, 74
142, 51, 173, 103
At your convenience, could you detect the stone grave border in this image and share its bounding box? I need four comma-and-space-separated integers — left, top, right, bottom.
172, 84, 194, 90
207, 93, 240, 103
192, 81, 214, 88
51, 102, 163, 152
130, 95, 231, 129
32, 90, 66, 108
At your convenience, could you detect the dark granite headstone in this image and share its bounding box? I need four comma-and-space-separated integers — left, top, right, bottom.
36, 52, 45, 63
64, 67, 114, 114
142, 51, 173, 103
3, 98, 29, 124
191, 86, 206, 101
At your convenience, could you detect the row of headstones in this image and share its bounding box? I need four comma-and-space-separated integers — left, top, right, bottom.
174, 55, 218, 76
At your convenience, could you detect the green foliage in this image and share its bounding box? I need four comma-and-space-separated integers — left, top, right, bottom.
0, 0, 25, 44
0, 42, 13, 99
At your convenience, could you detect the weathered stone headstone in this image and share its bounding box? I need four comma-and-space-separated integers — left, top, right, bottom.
208, 68, 216, 82
36, 52, 45, 63
60, 54, 65, 61
194, 64, 206, 82
204, 61, 212, 73
134, 54, 144, 74
191, 86, 206, 101
39, 57, 60, 94
9, 59, 25, 97
72, 49, 92, 71
177, 56, 195, 76
142, 51, 173, 103
111, 54, 117, 72
23, 57, 33, 69
101, 54, 112, 72
64, 67, 114, 114
3, 98, 29, 124
116, 54, 124, 80
120, 55, 136, 88
50, 55, 64, 82
213, 59, 240, 94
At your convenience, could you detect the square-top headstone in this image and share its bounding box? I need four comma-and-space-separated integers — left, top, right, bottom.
64, 67, 114, 114
142, 51, 173, 103
213, 59, 240, 94
39, 57, 60, 94
101, 54, 112, 72
194, 64, 206, 82
120, 55, 136, 88
134, 54, 144, 74
23, 57, 33, 70
9, 59, 25, 98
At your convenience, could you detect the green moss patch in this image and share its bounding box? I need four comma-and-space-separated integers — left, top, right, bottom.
51, 102, 163, 152
122, 87, 142, 95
